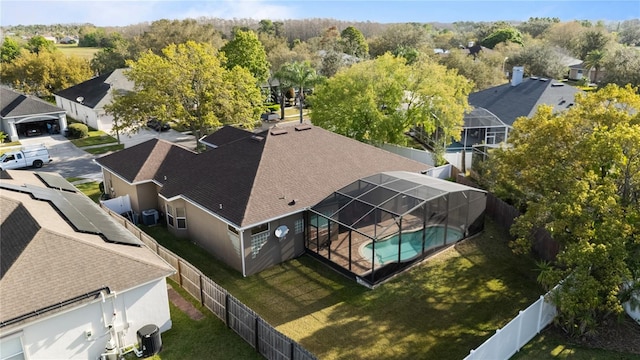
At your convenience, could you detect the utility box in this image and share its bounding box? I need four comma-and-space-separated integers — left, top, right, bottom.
141, 209, 159, 226
137, 324, 161, 357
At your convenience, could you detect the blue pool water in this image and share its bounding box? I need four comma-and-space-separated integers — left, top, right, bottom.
361, 226, 463, 265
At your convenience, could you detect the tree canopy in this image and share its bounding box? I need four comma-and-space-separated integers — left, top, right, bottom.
274, 60, 323, 123
310, 53, 471, 150
483, 84, 640, 335
340, 26, 369, 58
1, 48, 92, 98
106, 41, 263, 144
220, 29, 271, 84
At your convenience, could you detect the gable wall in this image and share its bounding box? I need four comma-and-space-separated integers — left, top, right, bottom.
3, 278, 170, 360
243, 212, 307, 276
102, 169, 143, 212
55, 96, 102, 130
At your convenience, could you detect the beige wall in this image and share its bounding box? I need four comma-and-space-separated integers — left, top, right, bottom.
167, 199, 244, 273
103, 170, 141, 211
243, 213, 306, 276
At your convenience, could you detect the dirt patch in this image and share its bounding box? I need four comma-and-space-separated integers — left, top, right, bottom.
167, 285, 205, 321
548, 316, 640, 354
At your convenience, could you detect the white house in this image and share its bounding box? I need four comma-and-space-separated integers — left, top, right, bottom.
0, 170, 175, 360
54, 68, 134, 133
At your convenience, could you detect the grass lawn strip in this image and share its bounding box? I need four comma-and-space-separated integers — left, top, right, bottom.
124, 279, 262, 360
143, 220, 544, 360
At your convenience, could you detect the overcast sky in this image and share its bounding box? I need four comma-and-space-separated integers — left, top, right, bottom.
1, 0, 639, 27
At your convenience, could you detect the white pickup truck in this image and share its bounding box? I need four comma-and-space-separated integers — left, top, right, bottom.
0, 145, 52, 171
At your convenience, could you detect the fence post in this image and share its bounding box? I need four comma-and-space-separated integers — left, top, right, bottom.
254, 316, 259, 353
516, 310, 523, 352
536, 295, 544, 332
225, 295, 230, 328
199, 274, 204, 305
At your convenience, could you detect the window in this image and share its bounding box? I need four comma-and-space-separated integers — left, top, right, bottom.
176, 207, 187, 229
250, 223, 270, 258
166, 204, 174, 227
295, 218, 304, 234
166, 204, 186, 229
0, 334, 25, 360
251, 223, 269, 235
251, 232, 269, 258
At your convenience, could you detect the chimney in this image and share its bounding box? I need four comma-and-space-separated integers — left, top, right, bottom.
511, 66, 524, 86
468, 41, 475, 48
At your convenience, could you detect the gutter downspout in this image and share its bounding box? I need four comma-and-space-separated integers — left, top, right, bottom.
240, 230, 247, 277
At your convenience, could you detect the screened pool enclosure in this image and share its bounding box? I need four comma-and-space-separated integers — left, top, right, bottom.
306, 171, 487, 286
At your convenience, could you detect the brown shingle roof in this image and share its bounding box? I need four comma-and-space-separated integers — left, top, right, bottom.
0, 172, 174, 329
99, 124, 429, 227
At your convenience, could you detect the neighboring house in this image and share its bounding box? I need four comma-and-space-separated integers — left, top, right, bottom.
95, 123, 438, 279
54, 68, 134, 132
0, 170, 175, 359
42, 36, 57, 43
59, 36, 77, 44
568, 62, 607, 83
443, 67, 582, 169
1, 87, 68, 142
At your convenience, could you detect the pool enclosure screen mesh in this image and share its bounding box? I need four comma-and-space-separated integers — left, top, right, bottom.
306, 171, 487, 286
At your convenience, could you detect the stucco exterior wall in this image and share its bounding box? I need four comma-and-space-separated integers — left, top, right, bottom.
102, 170, 143, 212
170, 199, 244, 273
136, 182, 161, 214
3, 278, 171, 360
55, 96, 102, 130
243, 213, 307, 276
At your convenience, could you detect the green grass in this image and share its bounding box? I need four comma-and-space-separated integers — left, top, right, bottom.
141, 220, 547, 360
70, 131, 117, 147
126, 280, 262, 360
84, 144, 124, 155
74, 181, 102, 203
512, 327, 640, 359
56, 43, 100, 60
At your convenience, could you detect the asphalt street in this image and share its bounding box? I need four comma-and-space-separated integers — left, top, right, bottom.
17, 129, 196, 181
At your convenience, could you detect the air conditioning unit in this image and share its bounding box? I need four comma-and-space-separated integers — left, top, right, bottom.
141, 209, 159, 226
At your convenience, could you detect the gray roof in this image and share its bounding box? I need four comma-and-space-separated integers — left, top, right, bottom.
54, 68, 134, 109
0, 87, 66, 118
97, 123, 430, 228
466, 78, 582, 127
0, 171, 174, 330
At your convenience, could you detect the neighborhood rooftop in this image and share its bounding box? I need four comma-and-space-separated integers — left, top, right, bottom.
96, 123, 429, 228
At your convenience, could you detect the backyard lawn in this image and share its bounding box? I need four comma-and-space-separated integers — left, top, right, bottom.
141, 219, 545, 360
125, 281, 262, 360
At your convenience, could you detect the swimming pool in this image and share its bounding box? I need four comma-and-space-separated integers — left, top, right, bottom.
360, 226, 464, 265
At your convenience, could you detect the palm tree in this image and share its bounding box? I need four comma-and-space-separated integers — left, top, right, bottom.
583, 50, 606, 84
274, 61, 323, 123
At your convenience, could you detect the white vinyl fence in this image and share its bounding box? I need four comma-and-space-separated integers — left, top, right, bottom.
423, 164, 453, 179
379, 143, 436, 166
464, 293, 557, 360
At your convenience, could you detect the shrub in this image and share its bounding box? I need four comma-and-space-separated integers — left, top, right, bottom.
265, 103, 280, 112
67, 123, 89, 139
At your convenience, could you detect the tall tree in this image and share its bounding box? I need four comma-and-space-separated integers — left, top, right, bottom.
220, 29, 271, 84
579, 29, 611, 59
1, 37, 21, 63
602, 46, 640, 88
582, 49, 607, 84
26, 35, 57, 54
105, 41, 263, 144
1, 49, 92, 98
310, 53, 471, 149
484, 84, 640, 336
481, 27, 524, 49
340, 26, 369, 58
128, 19, 224, 58
90, 38, 130, 75
274, 61, 323, 123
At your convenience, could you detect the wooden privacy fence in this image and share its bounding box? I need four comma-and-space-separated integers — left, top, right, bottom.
102, 205, 317, 360
456, 174, 559, 261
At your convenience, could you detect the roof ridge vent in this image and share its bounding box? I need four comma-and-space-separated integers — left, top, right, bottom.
250, 135, 265, 142
539, 78, 548, 81
530, 76, 539, 80
551, 83, 564, 87
294, 124, 312, 131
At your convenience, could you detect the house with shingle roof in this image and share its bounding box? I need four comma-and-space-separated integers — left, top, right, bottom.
96, 123, 434, 277
54, 68, 133, 132
0, 170, 175, 359
0, 87, 68, 141
441, 70, 583, 169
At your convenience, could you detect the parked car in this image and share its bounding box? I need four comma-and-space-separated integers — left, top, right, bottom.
147, 118, 171, 132
25, 125, 42, 137
0, 145, 52, 170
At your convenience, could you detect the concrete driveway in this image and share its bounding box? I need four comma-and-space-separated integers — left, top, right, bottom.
17, 129, 196, 182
